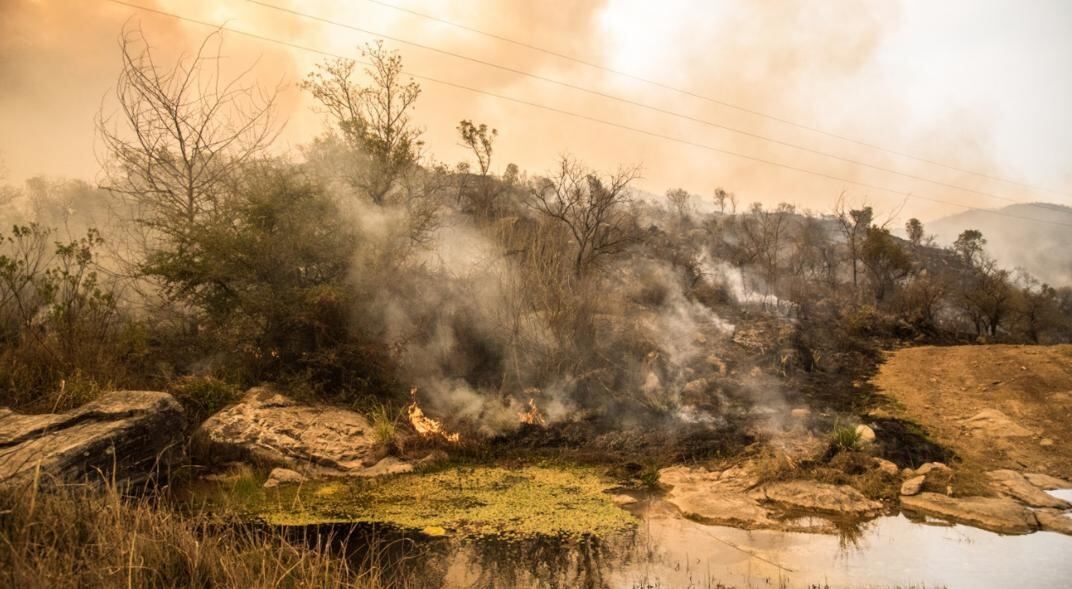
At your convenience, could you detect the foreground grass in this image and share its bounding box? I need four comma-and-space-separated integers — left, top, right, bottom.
0, 479, 410, 589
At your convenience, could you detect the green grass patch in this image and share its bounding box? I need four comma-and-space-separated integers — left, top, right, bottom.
193, 465, 636, 541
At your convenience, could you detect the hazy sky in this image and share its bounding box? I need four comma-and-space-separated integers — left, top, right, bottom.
2, 0, 1071, 223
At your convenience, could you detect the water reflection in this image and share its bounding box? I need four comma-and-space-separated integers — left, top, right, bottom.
282, 498, 1072, 588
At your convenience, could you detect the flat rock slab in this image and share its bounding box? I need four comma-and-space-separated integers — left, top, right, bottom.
0, 391, 186, 488
987, 469, 1071, 509
1035, 510, 1072, 536
962, 409, 1033, 438
901, 492, 1039, 535
1023, 472, 1072, 490
755, 480, 882, 515
659, 466, 838, 533
194, 388, 410, 477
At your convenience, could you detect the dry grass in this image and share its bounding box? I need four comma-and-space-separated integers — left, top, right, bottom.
0, 476, 414, 589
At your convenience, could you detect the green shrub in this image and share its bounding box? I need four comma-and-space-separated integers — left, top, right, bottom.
169, 376, 241, 425
369, 403, 400, 450
831, 421, 862, 452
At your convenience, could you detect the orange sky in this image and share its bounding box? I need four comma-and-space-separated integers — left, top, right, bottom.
2, 0, 1071, 224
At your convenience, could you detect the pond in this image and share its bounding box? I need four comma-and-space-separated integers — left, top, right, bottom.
189, 468, 1072, 588
607, 498, 1072, 589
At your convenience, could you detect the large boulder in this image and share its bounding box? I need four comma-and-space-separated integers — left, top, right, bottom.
900, 493, 1039, 535
0, 391, 186, 488
193, 387, 410, 477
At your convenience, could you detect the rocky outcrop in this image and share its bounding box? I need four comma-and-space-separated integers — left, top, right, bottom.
659, 465, 777, 529
900, 493, 1039, 535
193, 387, 411, 477
987, 469, 1071, 509
0, 391, 186, 488
659, 466, 878, 533
756, 480, 882, 515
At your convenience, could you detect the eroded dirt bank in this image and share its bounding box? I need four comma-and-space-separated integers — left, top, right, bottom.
871, 344, 1072, 480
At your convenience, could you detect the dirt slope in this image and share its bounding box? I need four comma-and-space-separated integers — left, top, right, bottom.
872, 344, 1072, 480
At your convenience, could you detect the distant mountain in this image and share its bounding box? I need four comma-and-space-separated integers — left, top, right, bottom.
927, 203, 1072, 287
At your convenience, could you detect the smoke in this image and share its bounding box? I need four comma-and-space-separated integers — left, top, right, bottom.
698, 251, 797, 315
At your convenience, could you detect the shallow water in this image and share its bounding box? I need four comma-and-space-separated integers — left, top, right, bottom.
603, 500, 1072, 589
436, 497, 1072, 588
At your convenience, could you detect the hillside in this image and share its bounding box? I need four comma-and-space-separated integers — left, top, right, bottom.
928, 203, 1072, 286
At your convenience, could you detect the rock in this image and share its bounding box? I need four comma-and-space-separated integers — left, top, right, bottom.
0, 391, 186, 488
900, 493, 1039, 535
193, 387, 405, 477
962, 409, 1033, 438
986, 470, 1071, 509
358, 456, 413, 477
756, 480, 882, 515
873, 458, 900, 477
901, 475, 926, 496
1039, 438, 1055, 447
915, 462, 951, 477
659, 466, 782, 530
1023, 473, 1072, 490
855, 424, 876, 444
608, 493, 638, 507
263, 467, 306, 488
1035, 510, 1072, 536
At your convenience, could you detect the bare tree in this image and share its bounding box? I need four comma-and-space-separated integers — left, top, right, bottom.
303, 41, 422, 205
97, 26, 278, 245
527, 157, 640, 277
835, 194, 873, 290
740, 202, 795, 301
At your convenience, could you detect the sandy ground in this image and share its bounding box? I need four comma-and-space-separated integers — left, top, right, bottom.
872, 344, 1072, 481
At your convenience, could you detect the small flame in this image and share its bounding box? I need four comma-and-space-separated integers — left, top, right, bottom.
518, 398, 547, 426
407, 388, 461, 443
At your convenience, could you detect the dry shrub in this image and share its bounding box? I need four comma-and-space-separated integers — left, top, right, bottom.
0, 479, 413, 589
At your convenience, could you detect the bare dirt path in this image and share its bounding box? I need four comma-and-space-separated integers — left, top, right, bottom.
872, 344, 1072, 481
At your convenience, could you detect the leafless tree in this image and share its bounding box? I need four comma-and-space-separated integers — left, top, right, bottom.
527, 157, 640, 277
740, 202, 795, 301
97, 26, 279, 245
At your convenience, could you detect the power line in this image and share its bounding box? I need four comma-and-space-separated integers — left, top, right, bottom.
101, 0, 1072, 229
354, 0, 1071, 201
246, 0, 1038, 207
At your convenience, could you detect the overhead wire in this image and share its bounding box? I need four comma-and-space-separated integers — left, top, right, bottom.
101, 0, 1072, 229
245, 0, 1043, 207
354, 0, 1072, 200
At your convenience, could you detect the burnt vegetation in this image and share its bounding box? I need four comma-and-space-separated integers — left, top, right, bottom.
2, 30, 1071, 443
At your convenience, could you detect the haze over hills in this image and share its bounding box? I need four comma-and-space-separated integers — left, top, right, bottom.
928, 202, 1072, 287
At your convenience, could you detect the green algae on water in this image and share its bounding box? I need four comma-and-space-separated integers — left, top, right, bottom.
234, 465, 636, 539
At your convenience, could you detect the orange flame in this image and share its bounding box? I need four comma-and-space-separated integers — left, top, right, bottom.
407, 388, 461, 443
518, 398, 547, 426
